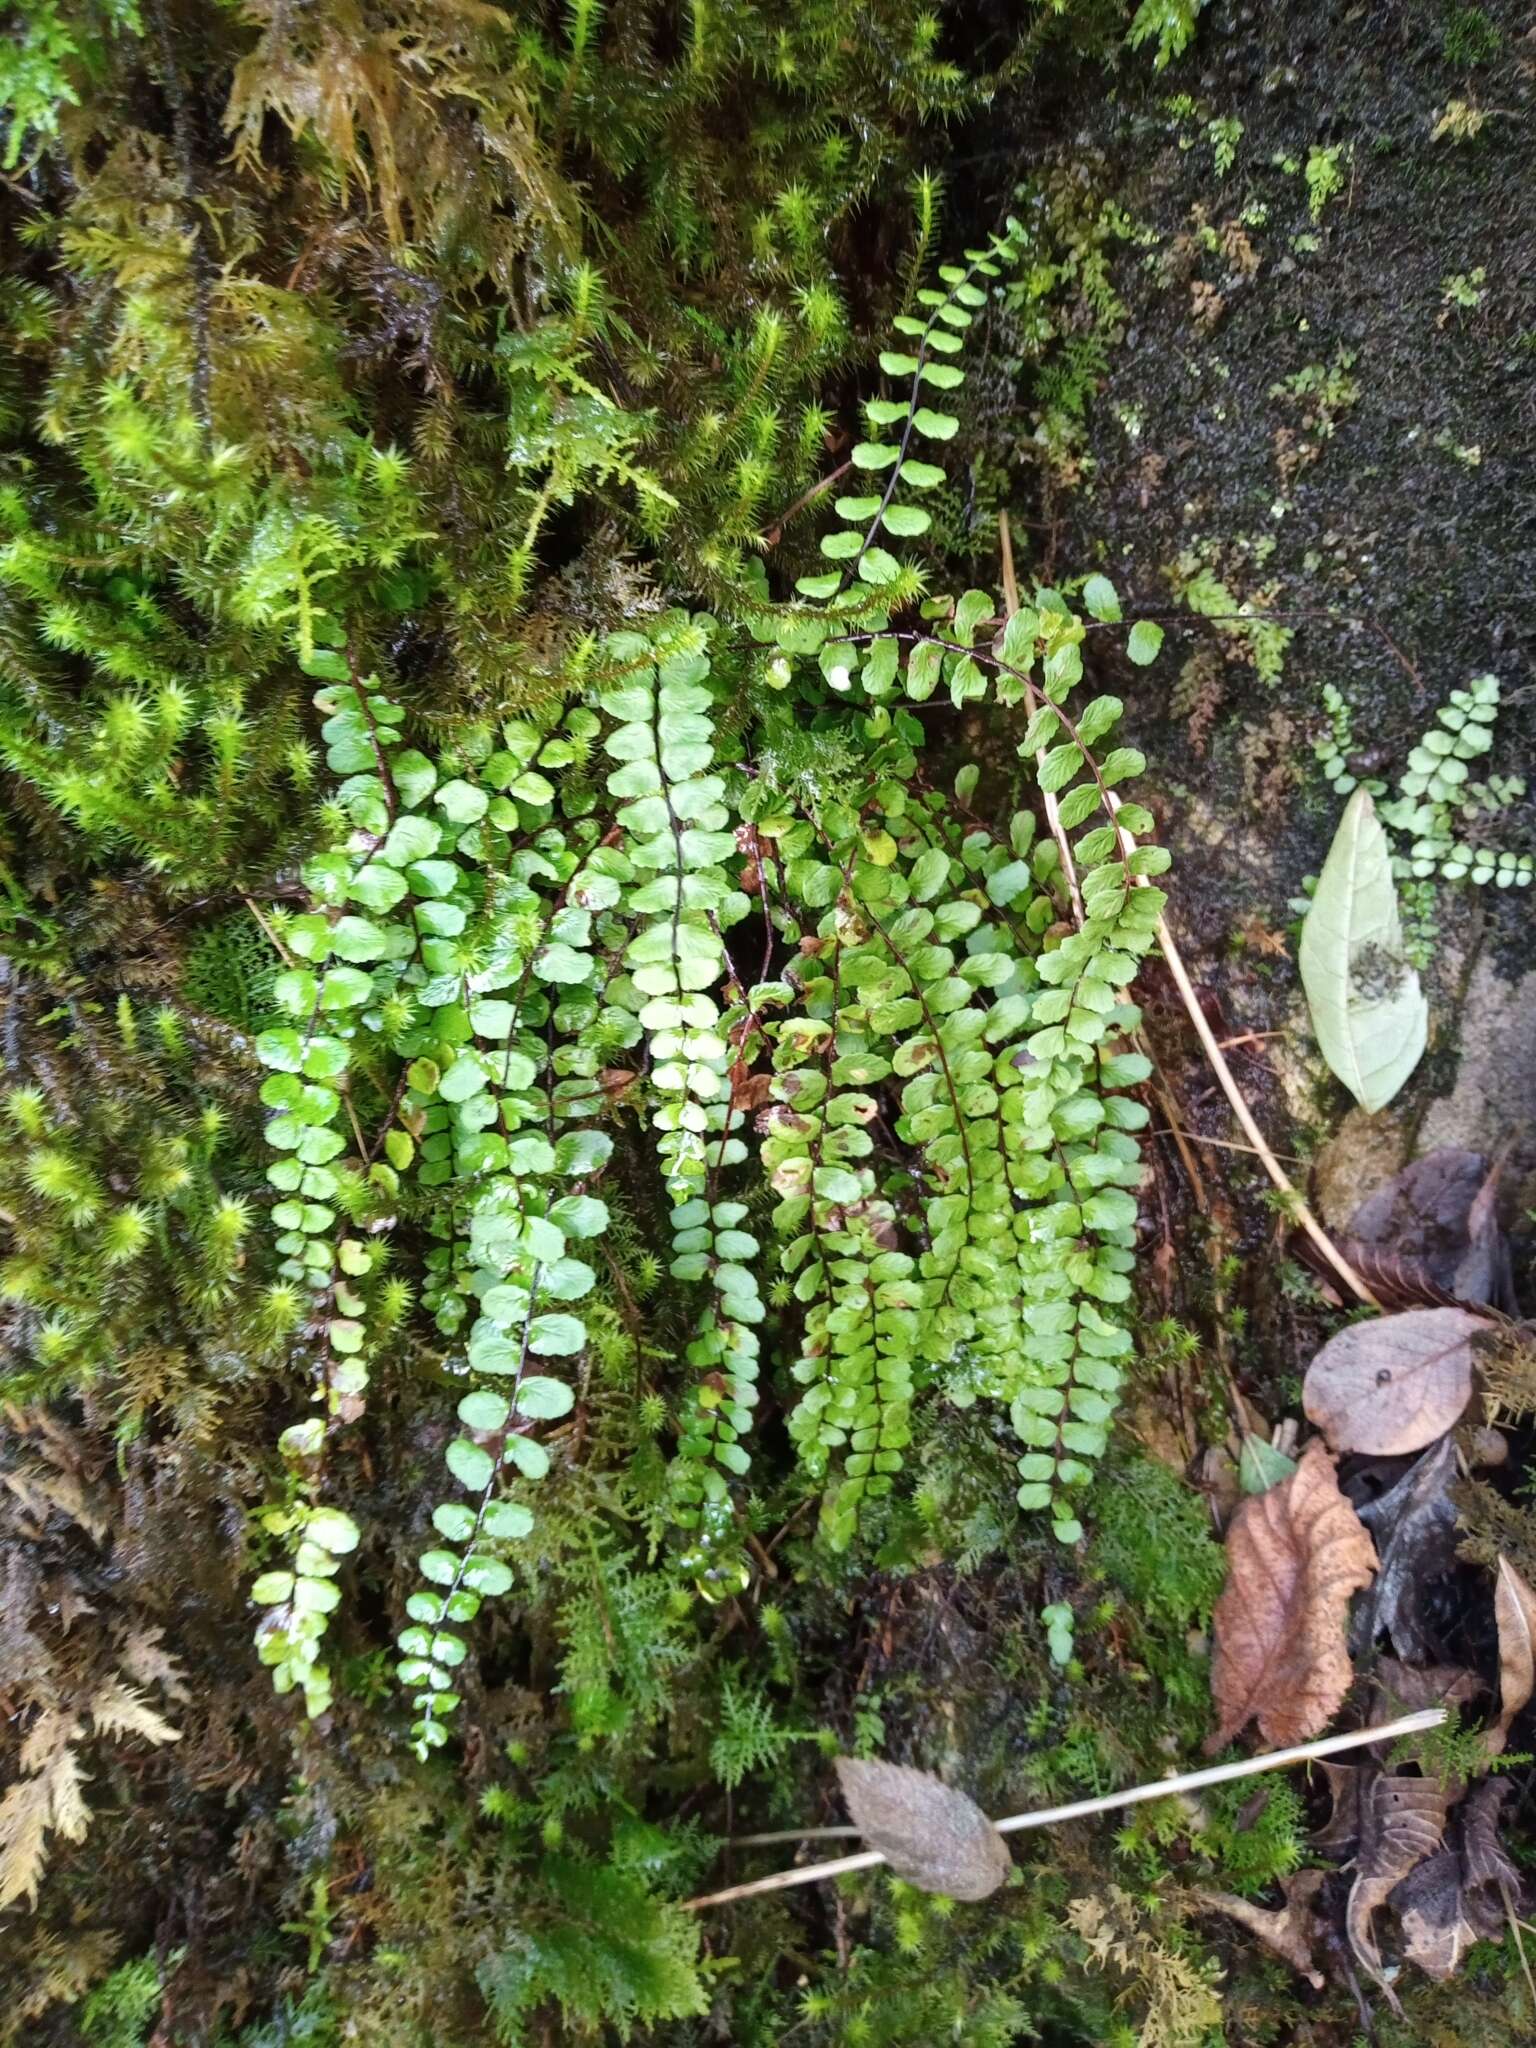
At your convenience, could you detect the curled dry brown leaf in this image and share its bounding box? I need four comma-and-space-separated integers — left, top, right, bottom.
1303, 1306, 1487, 1457
1461, 1777, 1522, 1910
833, 1756, 1012, 1901
1316, 1764, 1523, 1994
1207, 1439, 1378, 1752
1487, 1554, 1536, 1759
1392, 1847, 1482, 1981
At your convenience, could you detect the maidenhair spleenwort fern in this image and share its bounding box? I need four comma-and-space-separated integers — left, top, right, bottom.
247, 222, 1172, 1742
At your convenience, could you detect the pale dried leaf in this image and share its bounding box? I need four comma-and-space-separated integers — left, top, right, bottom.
1347, 1772, 1451, 1988
1487, 1555, 1536, 1759
1192, 1868, 1328, 1987
1304, 1307, 1486, 1456
835, 1756, 1011, 1900
115, 1626, 191, 1705
86, 1676, 181, 1748
49, 1577, 96, 1633
1207, 1439, 1378, 1751
45, 1745, 91, 1844
0, 1775, 54, 1912
19, 1706, 76, 1776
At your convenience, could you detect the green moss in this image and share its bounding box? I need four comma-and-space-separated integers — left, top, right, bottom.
180, 910, 279, 1028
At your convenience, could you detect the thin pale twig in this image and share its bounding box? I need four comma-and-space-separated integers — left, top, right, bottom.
242, 894, 296, 970
685, 1709, 1445, 1910
1151, 1129, 1304, 1164
1503, 1878, 1536, 2016
1108, 794, 1380, 1311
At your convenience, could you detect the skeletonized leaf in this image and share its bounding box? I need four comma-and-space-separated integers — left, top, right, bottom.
1206, 1439, 1377, 1751
835, 1756, 1011, 1900
1486, 1555, 1536, 1758
1304, 1307, 1486, 1456
1298, 788, 1427, 1112
1192, 1870, 1327, 1988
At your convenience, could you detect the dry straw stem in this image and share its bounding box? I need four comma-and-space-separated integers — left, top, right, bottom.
1105, 792, 1381, 1311
684, 1707, 1445, 1909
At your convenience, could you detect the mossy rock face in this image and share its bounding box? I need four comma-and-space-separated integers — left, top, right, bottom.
980, 0, 1536, 961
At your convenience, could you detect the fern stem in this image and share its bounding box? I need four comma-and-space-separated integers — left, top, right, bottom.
998, 513, 1083, 923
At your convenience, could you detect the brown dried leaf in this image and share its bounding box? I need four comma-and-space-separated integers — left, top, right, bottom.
1312, 1760, 1365, 1856
1304, 1307, 1487, 1457
727, 1065, 774, 1112
1345, 1148, 1513, 1313
1486, 1555, 1536, 1758
835, 1757, 1011, 1901
1374, 1659, 1482, 1715
1192, 1869, 1328, 1988
1207, 1439, 1378, 1752
1347, 1772, 1451, 1991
